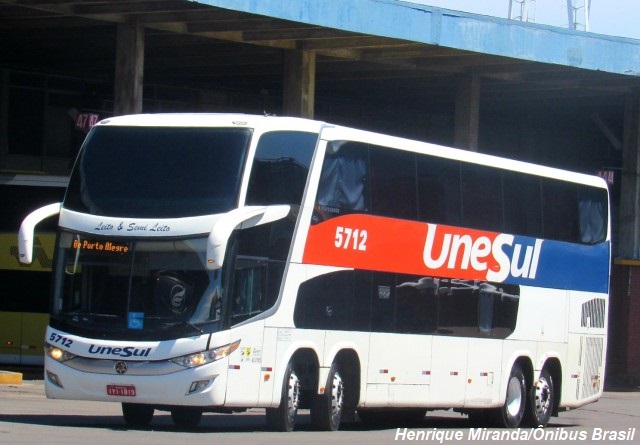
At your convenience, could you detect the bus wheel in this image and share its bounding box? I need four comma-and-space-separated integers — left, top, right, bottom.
493, 364, 526, 428
122, 403, 154, 428
312, 363, 345, 431
266, 361, 301, 432
171, 407, 203, 428
525, 368, 554, 427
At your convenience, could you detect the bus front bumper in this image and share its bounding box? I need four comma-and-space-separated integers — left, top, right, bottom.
44, 356, 228, 407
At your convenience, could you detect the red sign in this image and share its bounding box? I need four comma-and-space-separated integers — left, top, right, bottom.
106, 384, 136, 397
75, 113, 100, 131
596, 170, 614, 185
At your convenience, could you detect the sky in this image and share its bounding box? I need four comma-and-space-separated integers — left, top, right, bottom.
402, 1, 640, 40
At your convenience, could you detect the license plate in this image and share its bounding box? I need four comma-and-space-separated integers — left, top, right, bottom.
107, 384, 136, 397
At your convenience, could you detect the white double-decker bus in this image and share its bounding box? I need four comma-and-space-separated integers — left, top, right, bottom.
19, 114, 610, 431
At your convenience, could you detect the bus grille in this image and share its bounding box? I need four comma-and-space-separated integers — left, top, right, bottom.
581, 298, 606, 328
577, 336, 604, 399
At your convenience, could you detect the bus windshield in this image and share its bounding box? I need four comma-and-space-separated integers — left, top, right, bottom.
52, 232, 224, 340
64, 126, 252, 218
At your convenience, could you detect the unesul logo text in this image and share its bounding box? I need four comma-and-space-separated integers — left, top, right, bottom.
423, 223, 543, 282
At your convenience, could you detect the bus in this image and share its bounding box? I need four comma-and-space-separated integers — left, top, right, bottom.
18, 114, 610, 431
1, 174, 67, 366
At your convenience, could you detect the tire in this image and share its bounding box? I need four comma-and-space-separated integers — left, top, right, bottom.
171, 407, 203, 428
122, 403, 154, 428
312, 363, 345, 431
492, 363, 527, 428
524, 368, 554, 427
266, 361, 301, 432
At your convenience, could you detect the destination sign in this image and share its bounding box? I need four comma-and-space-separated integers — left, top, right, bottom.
72, 239, 129, 253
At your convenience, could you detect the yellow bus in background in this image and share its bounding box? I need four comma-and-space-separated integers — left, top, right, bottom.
0, 174, 66, 365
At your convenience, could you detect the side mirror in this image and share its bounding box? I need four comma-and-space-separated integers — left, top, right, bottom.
206, 205, 290, 270
18, 202, 61, 264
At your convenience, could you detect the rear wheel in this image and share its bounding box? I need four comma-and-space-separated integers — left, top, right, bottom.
122, 403, 154, 428
312, 363, 345, 431
524, 368, 554, 427
171, 407, 203, 428
266, 361, 301, 432
492, 363, 527, 428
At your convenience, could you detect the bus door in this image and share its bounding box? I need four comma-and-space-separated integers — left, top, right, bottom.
427, 279, 472, 406
225, 257, 269, 407
366, 273, 432, 406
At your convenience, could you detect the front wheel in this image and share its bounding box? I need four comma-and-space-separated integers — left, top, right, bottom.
524, 368, 554, 427
312, 363, 345, 431
266, 361, 301, 432
492, 363, 527, 428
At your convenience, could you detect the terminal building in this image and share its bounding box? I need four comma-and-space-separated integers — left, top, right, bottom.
1, 0, 640, 385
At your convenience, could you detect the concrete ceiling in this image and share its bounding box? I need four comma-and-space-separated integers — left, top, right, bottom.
1, 0, 637, 109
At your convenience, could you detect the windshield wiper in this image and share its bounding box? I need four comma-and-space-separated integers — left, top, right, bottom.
144, 316, 204, 335
67, 312, 121, 319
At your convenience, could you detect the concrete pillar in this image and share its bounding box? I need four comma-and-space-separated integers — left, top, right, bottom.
453, 73, 480, 151
114, 22, 145, 115
282, 50, 316, 119
619, 91, 640, 259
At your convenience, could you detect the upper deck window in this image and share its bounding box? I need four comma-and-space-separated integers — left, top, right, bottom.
314, 139, 608, 245
64, 126, 252, 218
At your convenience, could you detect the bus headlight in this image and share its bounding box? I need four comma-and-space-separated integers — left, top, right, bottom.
171, 340, 241, 368
46, 344, 76, 362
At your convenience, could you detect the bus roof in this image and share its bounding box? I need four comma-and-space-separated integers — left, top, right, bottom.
320, 124, 609, 190
96, 113, 327, 133
97, 113, 608, 190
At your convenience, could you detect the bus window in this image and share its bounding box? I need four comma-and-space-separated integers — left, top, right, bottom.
293, 270, 355, 330
542, 179, 579, 242
64, 126, 251, 218
245, 131, 317, 206
417, 155, 462, 226
369, 147, 417, 220
370, 272, 396, 333
315, 141, 369, 220
461, 163, 503, 232
578, 186, 608, 244
503, 172, 543, 238
230, 258, 267, 324
396, 275, 438, 334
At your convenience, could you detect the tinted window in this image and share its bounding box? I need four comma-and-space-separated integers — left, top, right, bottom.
461, 164, 503, 232
542, 179, 579, 242
294, 270, 519, 338
228, 213, 295, 325
578, 186, 608, 244
246, 131, 317, 205
65, 126, 252, 218
293, 270, 355, 330
369, 147, 417, 220
315, 141, 369, 220
314, 139, 606, 245
417, 156, 462, 226
503, 173, 543, 238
